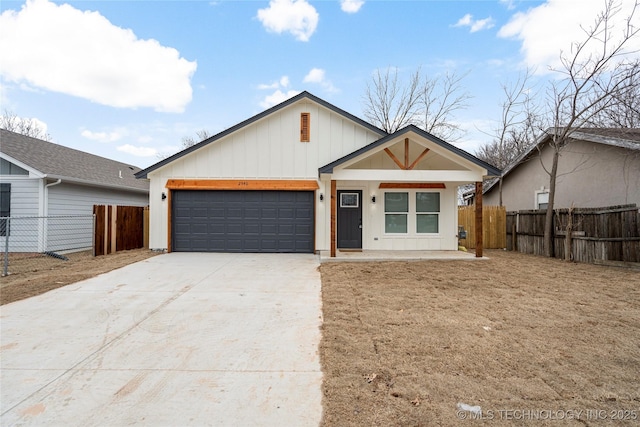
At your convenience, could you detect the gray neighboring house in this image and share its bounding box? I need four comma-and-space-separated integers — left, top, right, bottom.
484, 128, 640, 211
0, 129, 149, 253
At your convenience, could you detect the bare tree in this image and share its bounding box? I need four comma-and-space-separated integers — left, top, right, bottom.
362, 67, 471, 138
0, 110, 52, 141
475, 70, 543, 205
421, 71, 472, 141
539, 0, 639, 257
157, 129, 212, 159
588, 61, 640, 127
363, 67, 422, 133
180, 129, 212, 149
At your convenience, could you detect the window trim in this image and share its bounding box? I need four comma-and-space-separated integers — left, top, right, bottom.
535, 189, 549, 210
0, 183, 10, 237
383, 190, 441, 236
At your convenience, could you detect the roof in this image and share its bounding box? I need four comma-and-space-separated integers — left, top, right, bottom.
135, 91, 387, 179
0, 129, 149, 192
484, 127, 640, 194
319, 124, 502, 176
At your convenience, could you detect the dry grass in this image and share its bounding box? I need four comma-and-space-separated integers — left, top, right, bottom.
0, 249, 159, 305
319, 250, 640, 426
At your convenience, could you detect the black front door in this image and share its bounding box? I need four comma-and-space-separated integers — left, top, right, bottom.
337, 190, 362, 249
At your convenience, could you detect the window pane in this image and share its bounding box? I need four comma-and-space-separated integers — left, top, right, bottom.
416, 192, 440, 212
385, 214, 407, 233
385, 192, 408, 212
417, 214, 438, 233
340, 193, 359, 208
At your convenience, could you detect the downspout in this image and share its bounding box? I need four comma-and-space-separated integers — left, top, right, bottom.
42, 179, 62, 252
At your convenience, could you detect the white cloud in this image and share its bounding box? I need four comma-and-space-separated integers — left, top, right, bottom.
303, 68, 325, 84
499, 0, 516, 10
0, 0, 197, 112
454, 13, 495, 33
257, 0, 319, 42
303, 68, 338, 93
81, 129, 125, 143
498, 0, 640, 73
259, 89, 300, 109
116, 144, 157, 157
340, 0, 364, 13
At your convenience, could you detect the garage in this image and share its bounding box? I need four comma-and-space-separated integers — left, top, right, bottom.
171, 190, 314, 253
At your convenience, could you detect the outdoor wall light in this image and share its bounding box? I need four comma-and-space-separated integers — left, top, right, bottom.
162, 192, 167, 200
319, 193, 324, 201
371, 195, 376, 203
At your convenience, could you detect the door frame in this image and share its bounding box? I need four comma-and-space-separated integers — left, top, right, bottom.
336, 189, 363, 250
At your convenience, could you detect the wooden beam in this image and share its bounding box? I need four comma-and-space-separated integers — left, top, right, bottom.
475, 181, 483, 258
165, 179, 319, 191
379, 183, 446, 189
167, 190, 172, 253
384, 148, 406, 170
407, 148, 430, 170
330, 180, 337, 258
404, 138, 409, 169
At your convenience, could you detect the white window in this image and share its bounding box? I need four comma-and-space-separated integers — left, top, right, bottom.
536, 191, 549, 210
340, 192, 359, 208
384, 192, 408, 233
416, 192, 439, 233
384, 191, 440, 234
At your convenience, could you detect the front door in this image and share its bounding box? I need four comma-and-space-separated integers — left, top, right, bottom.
337, 190, 362, 249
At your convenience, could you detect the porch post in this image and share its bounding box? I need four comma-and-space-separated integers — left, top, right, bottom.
330, 180, 337, 257
475, 181, 483, 258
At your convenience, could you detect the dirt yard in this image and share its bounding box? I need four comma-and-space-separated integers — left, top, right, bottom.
0, 249, 159, 305
319, 250, 640, 426
2, 249, 638, 425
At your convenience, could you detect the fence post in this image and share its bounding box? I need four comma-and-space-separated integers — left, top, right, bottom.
92, 214, 96, 257
3, 218, 9, 276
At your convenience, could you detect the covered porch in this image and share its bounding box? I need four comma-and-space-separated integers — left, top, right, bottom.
318, 126, 499, 258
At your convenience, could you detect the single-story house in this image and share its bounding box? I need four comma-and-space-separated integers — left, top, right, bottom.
135, 92, 500, 257
0, 129, 149, 253
483, 128, 640, 210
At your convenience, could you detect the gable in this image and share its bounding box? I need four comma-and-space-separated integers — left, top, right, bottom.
0, 157, 30, 176
144, 93, 385, 180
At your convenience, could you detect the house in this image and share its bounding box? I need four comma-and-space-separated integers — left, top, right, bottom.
0, 129, 149, 253
483, 128, 640, 210
135, 92, 500, 257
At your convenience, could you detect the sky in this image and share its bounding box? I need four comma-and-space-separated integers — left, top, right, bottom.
1, 0, 638, 169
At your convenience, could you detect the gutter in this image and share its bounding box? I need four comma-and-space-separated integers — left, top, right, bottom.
44, 179, 62, 216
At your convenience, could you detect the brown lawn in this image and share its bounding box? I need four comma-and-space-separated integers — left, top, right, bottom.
319, 250, 640, 426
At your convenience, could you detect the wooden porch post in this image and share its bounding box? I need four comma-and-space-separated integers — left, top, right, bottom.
330, 180, 337, 257
475, 181, 483, 258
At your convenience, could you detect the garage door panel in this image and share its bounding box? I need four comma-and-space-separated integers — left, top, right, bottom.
172, 190, 314, 253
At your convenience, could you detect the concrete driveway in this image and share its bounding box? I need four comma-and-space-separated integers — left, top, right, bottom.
1, 253, 323, 426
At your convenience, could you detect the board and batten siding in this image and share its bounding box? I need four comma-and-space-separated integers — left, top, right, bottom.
147, 99, 382, 250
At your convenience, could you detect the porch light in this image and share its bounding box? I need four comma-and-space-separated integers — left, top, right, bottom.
371, 195, 376, 203
319, 193, 324, 201
162, 192, 167, 200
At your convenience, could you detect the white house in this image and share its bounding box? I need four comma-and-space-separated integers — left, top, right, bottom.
0, 129, 149, 253
135, 92, 499, 257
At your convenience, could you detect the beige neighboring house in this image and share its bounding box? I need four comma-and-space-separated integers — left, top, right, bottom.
136, 92, 500, 256
483, 128, 640, 211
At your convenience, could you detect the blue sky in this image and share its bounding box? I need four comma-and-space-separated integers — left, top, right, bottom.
1, 0, 638, 168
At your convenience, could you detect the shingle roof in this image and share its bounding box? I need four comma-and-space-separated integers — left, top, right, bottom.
0, 129, 149, 192
135, 91, 387, 179
483, 127, 640, 195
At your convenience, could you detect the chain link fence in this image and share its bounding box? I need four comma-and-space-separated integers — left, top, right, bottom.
1, 215, 95, 277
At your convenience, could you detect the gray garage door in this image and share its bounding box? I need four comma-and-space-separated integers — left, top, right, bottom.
172, 190, 314, 253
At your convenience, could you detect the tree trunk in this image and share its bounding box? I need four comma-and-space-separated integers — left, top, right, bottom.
564, 205, 573, 262
543, 147, 559, 257
498, 177, 503, 207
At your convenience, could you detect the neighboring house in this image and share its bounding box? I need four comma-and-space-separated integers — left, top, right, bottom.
136, 91, 500, 256
0, 129, 149, 253
484, 128, 640, 211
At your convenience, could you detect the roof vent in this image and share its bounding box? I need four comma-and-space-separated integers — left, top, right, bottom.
119, 170, 123, 179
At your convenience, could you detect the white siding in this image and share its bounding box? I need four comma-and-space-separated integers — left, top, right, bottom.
147, 99, 382, 250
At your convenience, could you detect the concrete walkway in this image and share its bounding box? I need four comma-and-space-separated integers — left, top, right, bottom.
319, 249, 486, 262
1, 253, 323, 426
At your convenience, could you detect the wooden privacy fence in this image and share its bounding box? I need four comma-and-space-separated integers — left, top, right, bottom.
93, 205, 148, 256
506, 204, 640, 264
458, 205, 506, 249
